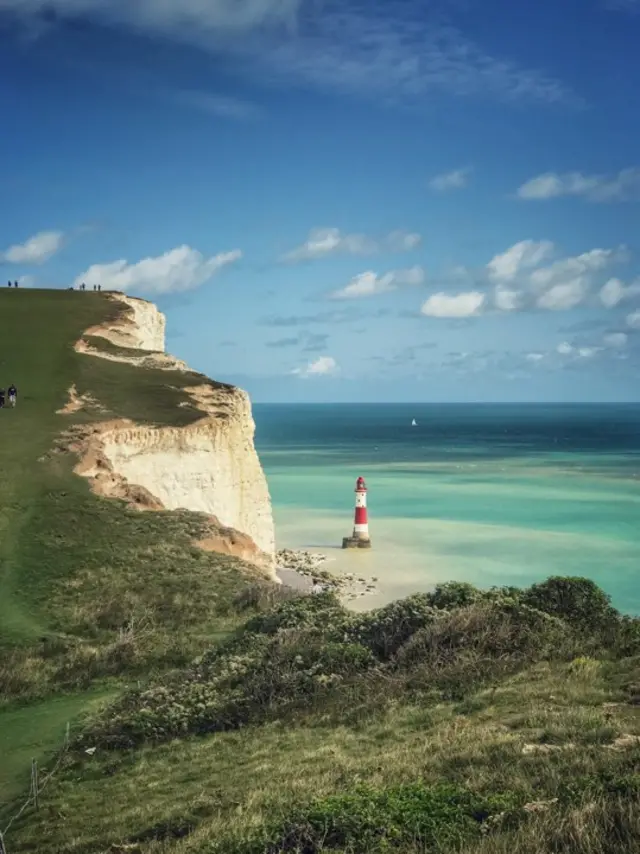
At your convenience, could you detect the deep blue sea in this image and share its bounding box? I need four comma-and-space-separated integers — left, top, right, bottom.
253, 404, 640, 613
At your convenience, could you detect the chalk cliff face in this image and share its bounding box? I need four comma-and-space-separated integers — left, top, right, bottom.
84, 294, 166, 351
68, 293, 276, 574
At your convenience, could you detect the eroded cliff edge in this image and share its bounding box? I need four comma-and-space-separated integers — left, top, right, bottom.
64, 292, 277, 577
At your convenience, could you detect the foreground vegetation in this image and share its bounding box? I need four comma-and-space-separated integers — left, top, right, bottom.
4, 576, 640, 853
1, 290, 639, 853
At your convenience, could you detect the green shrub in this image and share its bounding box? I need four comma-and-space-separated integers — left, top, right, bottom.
521, 577, 617, 636
425, 582, 484, 610
82, 625, 376, 749
229, 783, 522, 853
394, 601, 567, 699
346, 594, 440, 660
603, 615, 640, 657
243, 592, 347, 637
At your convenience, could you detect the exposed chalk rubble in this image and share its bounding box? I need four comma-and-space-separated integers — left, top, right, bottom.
276, 548, 380, 600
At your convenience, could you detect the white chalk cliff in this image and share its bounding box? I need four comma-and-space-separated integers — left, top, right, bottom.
69, 293, 276, 574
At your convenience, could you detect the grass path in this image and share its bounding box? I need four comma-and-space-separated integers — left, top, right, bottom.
0, 687, 119, 808
0, 289, 113, 643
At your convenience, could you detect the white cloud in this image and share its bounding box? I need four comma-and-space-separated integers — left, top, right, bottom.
556, 341, 600, 359
330, 266, 424, 300
487, 240, 554, 282
486, 242, 624, 314
424, 239, 625, 320
603, 332, 628, 348
1, 1, 576, 106
17, 275, 36, 288
627, 310, 640, 329
517, 168, 640, 202
529, 248, 615, 288
2, 230, 64, 264
526, 352, 545, 362
428, 167, 471, 192
291, 355, 339, 377
420, 290, 486, 318
74, 245, 241, 294
493, 286, 522, 312
536, 278, 590, 310
283, 228, 421, 261
599, 277, 640, 307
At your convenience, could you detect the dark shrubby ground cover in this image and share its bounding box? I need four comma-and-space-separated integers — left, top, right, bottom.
6, 575, 640, 854
81, 576, 640, 751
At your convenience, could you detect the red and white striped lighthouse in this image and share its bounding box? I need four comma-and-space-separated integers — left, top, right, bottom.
342, 476, 372, 549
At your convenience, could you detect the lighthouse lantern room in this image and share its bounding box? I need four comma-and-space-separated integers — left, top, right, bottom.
342, 476, 372, 549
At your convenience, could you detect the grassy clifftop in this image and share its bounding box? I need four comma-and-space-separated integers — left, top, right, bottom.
1, 290, 639, 854
0, 289, 278, 805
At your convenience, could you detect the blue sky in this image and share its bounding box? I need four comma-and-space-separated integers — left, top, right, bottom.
1, 0, 639, 402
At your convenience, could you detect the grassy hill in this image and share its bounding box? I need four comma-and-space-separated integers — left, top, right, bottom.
1, 289, 639, 854
0, 289, 280, 805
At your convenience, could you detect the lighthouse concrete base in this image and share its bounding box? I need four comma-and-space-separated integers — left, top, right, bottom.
342, 536, 372, 549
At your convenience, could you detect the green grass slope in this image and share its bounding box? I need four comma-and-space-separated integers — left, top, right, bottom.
0, 289, 282, 806
5, 581, 640, 854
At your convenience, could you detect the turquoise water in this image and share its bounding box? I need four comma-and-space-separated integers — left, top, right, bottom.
253, 404, 640, 614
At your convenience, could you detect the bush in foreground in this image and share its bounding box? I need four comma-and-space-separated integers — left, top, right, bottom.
228, 783, 522, 854
80, 577, 640, 751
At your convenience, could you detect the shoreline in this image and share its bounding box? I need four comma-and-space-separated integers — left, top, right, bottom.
275, 548, 380, 605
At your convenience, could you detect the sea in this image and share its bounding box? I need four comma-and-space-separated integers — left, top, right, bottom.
252, 404, 640, 615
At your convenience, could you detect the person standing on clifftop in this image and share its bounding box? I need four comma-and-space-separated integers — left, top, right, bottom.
0, 389, 5, 408
8, 384, 17, 407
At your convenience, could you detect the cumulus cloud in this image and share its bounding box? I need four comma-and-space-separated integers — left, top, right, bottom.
516, 168, 640, 202
330, 266, 424, 300
529, 248, 623, 310
536, 279, 590, 310
428, 167, 471, 192
487, 240, 555, 283
423, 238, 627, 321
493, 286, 521, 312
526, 352, 545, 362
74, 245, 241, 294
0, 1, 576, 107
283, 228, 421, 262
599, 277, 640, 307
291, 355, 338, 377
420, 290, 486, 318
486, 242, 625, 314
1, 230, 64, 264
627, 310, 640, 329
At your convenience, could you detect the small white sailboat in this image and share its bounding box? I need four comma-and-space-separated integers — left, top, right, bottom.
411, 418, 417, 427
